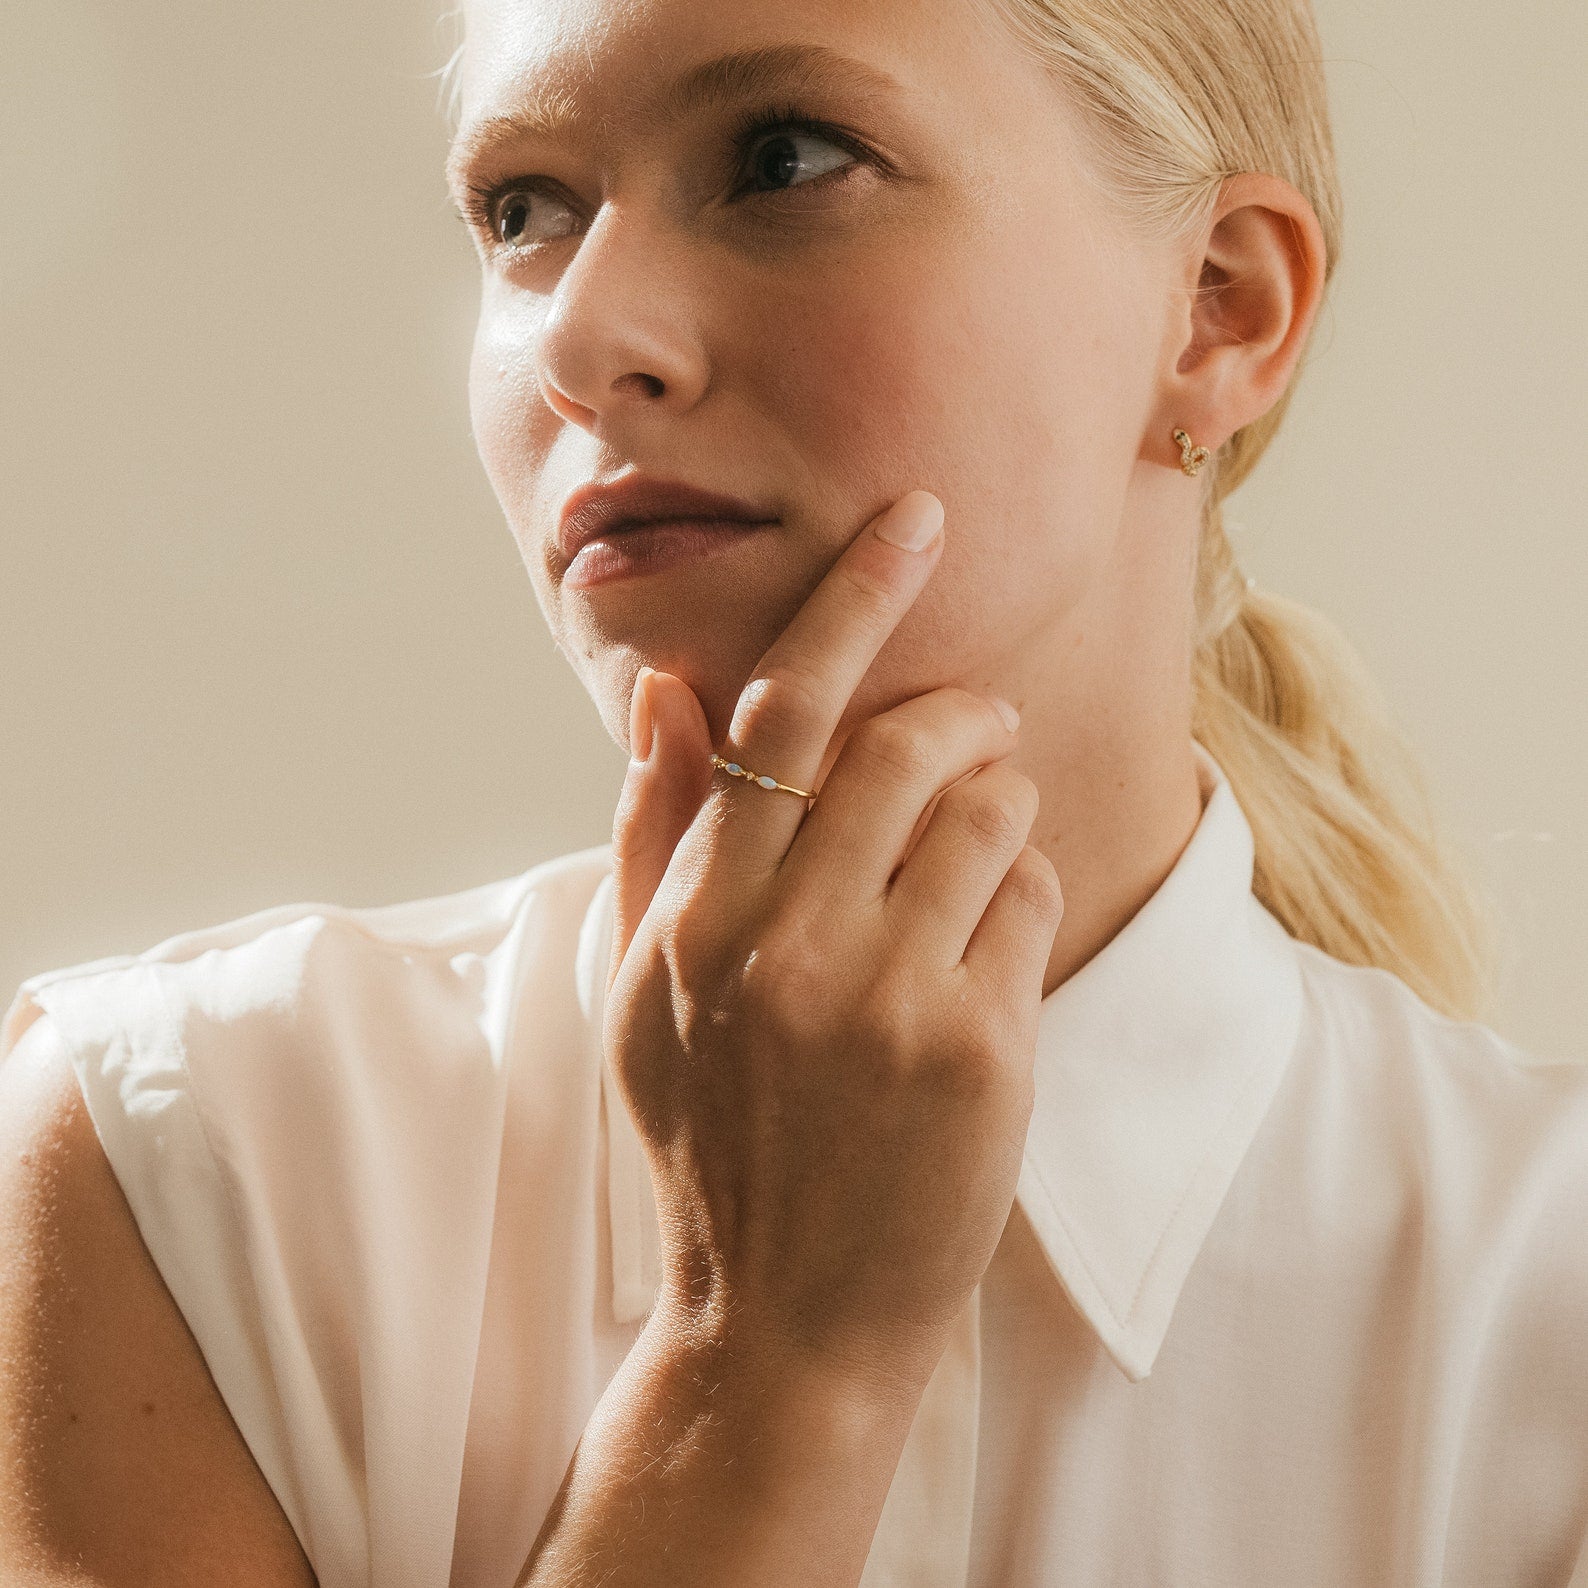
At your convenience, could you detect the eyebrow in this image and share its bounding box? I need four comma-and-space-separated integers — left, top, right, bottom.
445, 42, 903, 197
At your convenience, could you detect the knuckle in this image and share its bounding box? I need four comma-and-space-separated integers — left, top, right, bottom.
737, 915, 825, 1026
940, 974, 1005, 1062
834, 552, 899, 611
676, 981, 734, 1054
969, 797, 1026, 853
822, 948, 915, 1068
923, 1004, 1004, 1094
735, 666, 824, 745
950, 1044, 1006, 1101
865, 957, 920, 1039
1005, 845, 1065, 918
852, 716, 935, 785
943, 685, 1011, 733
953, 771, 1036, 853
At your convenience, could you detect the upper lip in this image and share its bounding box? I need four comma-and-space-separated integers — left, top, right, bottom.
556, 474, 779, 564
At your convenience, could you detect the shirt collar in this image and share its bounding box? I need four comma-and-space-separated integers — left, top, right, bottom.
590, 740, 1304, 1384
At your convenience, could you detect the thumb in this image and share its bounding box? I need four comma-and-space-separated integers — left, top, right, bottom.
608, 666, 715, 996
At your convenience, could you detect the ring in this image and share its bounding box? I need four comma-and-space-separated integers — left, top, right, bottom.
710, 753, 815, 801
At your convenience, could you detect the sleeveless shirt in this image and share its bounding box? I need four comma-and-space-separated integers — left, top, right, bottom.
5, 741, 1588, 1587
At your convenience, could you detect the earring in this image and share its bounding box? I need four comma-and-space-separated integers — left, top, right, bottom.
1172, 427, 1211, 477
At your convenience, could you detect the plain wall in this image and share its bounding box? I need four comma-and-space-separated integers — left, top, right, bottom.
2, 0, 1584, 1059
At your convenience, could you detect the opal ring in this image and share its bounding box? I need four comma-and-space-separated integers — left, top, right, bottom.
710, 753, 815, 802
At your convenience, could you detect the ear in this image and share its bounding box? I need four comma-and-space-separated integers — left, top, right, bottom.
1154, 172, 1328, 466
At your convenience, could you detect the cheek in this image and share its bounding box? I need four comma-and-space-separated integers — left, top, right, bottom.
779, 240, 1136, 464
468, 291, 545, 497
738, 236, 1141, 650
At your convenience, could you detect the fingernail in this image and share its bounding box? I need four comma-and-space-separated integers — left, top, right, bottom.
631, 668, 655, 762
875, 491, 944, 552
992, 696, 1021, 731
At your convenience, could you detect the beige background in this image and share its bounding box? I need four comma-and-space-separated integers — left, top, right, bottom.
2, 2, 1583, 1059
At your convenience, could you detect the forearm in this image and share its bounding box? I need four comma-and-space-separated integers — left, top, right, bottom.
514, 1298, 929, 1588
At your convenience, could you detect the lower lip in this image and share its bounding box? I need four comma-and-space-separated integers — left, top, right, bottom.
563, 518, 777, 588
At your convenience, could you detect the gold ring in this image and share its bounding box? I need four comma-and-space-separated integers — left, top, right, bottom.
710, 753, 815, 801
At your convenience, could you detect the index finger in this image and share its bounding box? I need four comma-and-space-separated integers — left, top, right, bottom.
706, 489, 946, 878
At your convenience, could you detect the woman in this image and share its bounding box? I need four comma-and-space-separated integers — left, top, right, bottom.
2, 0, 1583, 1582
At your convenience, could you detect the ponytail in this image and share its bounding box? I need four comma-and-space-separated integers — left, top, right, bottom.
1193, 492, 1500, 1022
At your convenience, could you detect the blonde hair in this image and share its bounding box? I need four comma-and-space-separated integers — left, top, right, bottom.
988, 0, 1500, 1021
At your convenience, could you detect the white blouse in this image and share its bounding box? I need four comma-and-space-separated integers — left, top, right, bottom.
5, 741, 1587, 1588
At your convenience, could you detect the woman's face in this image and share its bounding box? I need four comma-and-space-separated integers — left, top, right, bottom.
452, 0, 1191, 760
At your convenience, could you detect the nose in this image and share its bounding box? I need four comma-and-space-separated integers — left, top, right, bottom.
534, 205, 710, 435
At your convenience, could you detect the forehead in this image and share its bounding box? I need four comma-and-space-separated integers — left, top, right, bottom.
451, 0, 1000, 142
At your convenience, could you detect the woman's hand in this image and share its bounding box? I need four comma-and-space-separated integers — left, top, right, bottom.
605, 489, 1064, 1401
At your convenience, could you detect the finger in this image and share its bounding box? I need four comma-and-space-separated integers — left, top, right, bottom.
778, 687, 1020, 909
960, 843, 1065, 1006
608, 668, 716, 997
886, 762, 1043, 968
703, 489, 947, 881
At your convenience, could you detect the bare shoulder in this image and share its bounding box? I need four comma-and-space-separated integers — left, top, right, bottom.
0, 1014, 317, 1587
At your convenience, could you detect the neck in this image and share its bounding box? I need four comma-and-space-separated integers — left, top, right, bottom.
1020, 727, 1205, 1000
967, 558, 1205, 998
1000, 610, 1205, 998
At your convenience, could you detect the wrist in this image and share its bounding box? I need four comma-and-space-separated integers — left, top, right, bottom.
518, 1288, 936, 1587
647, 1289, 927, 1441
641, 1286, 930, 1482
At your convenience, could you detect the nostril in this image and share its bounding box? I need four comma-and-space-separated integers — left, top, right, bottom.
613, 371, 665, 399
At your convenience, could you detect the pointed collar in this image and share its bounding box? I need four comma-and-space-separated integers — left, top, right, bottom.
588, 740, 1304, 1384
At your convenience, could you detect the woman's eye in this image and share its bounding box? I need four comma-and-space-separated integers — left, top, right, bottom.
492, 188, 579, 249
471, 119, 862, 251
742, 129, 857, 194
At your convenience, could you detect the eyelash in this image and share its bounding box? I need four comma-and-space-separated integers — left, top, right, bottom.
725, 100, 874, 189
458, 100, 875, 250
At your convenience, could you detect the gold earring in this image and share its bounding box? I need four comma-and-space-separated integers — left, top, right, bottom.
1172, 427, 1211, 477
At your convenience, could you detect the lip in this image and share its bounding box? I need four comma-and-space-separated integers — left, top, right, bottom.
556, 473, 779, 567
563, 518, 774, 588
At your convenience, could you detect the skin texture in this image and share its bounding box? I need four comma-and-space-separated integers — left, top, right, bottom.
0, 0, 1325, 1580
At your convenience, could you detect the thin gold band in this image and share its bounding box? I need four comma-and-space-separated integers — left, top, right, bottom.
710, 753, 816, 801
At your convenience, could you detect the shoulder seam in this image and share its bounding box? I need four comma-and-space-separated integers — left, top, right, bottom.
279, 842, 615, 956
12, 845, 618, 998
1289, 937, 1568, 1073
